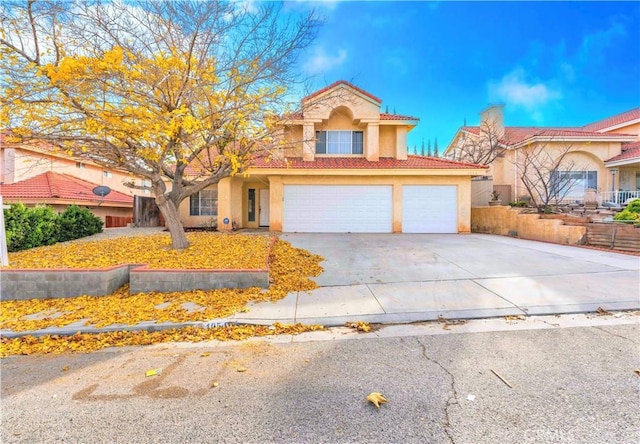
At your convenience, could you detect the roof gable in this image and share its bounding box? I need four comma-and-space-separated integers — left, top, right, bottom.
302, 80, 382, 105
582, 107, 640, 132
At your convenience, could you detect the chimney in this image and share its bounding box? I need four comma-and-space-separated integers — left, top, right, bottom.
480, 104, 505, 139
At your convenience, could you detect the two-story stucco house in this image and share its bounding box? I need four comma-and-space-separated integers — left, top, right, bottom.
444, 106, 640, 205
179, 81, 488, 233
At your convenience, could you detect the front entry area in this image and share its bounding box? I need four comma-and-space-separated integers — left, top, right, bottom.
259, 189, 270, 227
283, 185, 393, 233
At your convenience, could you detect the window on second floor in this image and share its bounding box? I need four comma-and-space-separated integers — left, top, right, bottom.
189, 189, 218, 216
75, 162, 85, 169
315, 130, 364, 155
103, 170, 112, 178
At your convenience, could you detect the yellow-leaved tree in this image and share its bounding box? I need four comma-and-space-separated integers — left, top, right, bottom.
0, 0, 320, 249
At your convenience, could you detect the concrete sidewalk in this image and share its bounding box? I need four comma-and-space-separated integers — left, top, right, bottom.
2, 233, 639, 338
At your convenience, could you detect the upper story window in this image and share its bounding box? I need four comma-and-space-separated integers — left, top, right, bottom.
103, 170, 112, 178
75, 162, 85, 169
315, 130, 363, 155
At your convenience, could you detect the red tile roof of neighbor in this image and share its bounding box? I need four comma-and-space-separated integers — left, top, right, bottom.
582, 107, 640, 132
250, 155, 486, 170
0, 171, 133, 204
460, 125, 636, 146
606, 142, 640, 163
302, 80, 383, 104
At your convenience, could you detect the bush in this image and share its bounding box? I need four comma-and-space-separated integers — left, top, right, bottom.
614, 199, 640, 223
3, 204, 59, 251
26, 206, 59, 248
625, 199, 640, 213
56, 205, 103, 242
4, 203, 30, 251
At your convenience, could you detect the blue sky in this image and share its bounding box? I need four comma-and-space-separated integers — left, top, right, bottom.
284, 0, 640, 153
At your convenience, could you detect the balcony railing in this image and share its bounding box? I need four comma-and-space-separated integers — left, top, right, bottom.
600, 190, 640, 205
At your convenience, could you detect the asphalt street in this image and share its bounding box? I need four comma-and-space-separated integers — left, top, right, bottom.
1, 316, 639, 444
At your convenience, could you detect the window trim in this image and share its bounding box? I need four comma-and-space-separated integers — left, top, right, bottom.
551, 170, 597, 198
315, 130, 364, 155
189, 189, 218, 216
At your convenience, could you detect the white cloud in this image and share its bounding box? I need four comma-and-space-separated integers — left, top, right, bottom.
579, 22, 625, 63
488, 68, 561, 115
302, 47, 347, 75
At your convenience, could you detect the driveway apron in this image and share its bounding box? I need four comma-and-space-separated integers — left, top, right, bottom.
233, 233, 640, 326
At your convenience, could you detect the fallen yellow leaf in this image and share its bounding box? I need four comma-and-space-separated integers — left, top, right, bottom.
346, 321, 371, 332
366, 392, 388, 409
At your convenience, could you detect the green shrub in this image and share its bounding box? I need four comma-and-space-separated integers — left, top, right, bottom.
626, 199, 640, 213
613, 208, 640, 222
3, 204, 59, 251
4, 203, 30, 251
56, 205, 103, 242
25, 205, 59, 248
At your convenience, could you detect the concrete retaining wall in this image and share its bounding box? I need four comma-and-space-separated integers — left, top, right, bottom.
129, 267, 269, 294
1, 265, 131, 300
471, 206, 587, 245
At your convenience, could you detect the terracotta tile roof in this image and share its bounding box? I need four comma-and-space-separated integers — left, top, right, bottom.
461, 125, 636, 146
380, 112, 419, 121
302, 80, 382, 104
0, 171, 133, 205
250, 155, 486, 170
606, 142, 640, 163
582, 107, 640, 132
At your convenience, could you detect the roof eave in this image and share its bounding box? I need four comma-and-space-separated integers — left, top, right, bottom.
604, 158, 640, 168
511, 135, 638, 149
246, 167, 488, 176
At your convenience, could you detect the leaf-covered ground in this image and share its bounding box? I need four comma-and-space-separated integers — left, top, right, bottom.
1, 233, 325, 357
6, 232, 273, 269
0, 324, 325, 357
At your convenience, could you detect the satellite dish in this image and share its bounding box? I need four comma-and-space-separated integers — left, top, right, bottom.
92, 185, 111, 197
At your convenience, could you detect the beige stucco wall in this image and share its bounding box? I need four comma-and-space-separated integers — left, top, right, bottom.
1, 147, 148, 197
606, 122, 640, 139
379, 126, 396, 157
303, 87, 380, 121
491, 141, 625, 201
471, 206, 587, 244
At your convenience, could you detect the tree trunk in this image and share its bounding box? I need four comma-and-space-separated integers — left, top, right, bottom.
155, 195, 189, 250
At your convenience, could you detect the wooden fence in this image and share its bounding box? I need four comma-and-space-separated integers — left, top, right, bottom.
585, 223, 640, 253
105, 215, 133, 228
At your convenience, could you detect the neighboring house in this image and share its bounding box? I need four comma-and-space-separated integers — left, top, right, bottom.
180, 81, 488, 233
0, 135, 150, 223
444, 106, 640, 205
0, 171, 134, 221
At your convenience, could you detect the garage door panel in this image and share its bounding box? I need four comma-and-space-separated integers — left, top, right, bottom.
403, 185, 457, 233
284, 185, 392, 233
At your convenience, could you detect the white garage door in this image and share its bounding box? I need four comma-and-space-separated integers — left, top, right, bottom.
402, 185, 457, 233
283, 185, 392, 233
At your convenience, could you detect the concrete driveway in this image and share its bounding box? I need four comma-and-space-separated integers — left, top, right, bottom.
233, 233, 640, 326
